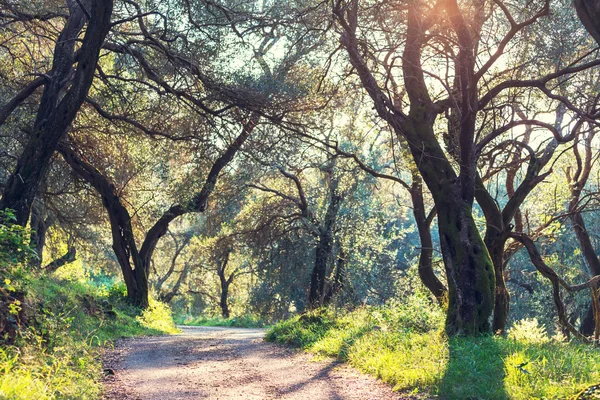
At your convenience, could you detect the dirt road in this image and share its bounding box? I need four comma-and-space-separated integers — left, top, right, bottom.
103, 326, 406, 399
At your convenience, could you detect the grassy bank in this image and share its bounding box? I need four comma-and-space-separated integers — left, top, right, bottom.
265, 295, 600, 399
0, 277, 178, 399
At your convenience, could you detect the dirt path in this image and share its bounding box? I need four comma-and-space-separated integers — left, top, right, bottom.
103, 326, 407, 400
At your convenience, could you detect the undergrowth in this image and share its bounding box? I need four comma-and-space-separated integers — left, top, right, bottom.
175, 314, 266, 328
266, 293, 600, 399
0, 277, 178, 400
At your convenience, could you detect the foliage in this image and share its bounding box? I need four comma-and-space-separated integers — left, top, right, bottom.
136, 298, 179, 334
0, 210, 34, 289
266, 297, 600, 399
176, 314, 267, 328
506, 318, 551, 345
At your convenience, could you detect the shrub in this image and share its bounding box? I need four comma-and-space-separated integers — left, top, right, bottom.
137, 298, 179, 334
507, 318, 550, 344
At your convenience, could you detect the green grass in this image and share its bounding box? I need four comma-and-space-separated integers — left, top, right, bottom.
266, 301, 600, 399
0, 277, 178, 399
176, 314, 267, 328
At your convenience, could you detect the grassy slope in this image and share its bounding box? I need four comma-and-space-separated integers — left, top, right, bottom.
0, 277, 178, 400
265, 298, 600, 399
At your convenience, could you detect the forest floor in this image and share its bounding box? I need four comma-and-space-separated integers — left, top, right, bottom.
102, 326, 410, 400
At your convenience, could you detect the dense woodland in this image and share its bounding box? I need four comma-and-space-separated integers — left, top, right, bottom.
2, 0, 600, 397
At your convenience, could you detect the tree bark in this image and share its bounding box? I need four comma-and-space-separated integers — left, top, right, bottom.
0, 0, 113, 225
409, 171, 446, 303
58, 143, 146, 306
475, 177, 509, 334
308, 232, 333, 308
216, 251, 233, 319
219, 282, 230, 319
401, 113, 496, 335
574, 0, 600, 45
29, 200, 51, 268
323, 248, 346, 306
308, 189, 341, 309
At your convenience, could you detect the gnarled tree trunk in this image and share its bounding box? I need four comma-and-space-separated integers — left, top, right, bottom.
0, 0, 113, 225
335, 2, 496, 334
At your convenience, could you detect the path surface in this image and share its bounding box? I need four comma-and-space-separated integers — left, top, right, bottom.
102, 326, 406, 400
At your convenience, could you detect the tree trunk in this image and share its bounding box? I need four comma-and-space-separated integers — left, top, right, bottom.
43, 247, 77, 273
29, 201, 50, 268
436, 195, 495, 334
216, 251, 232, 319
340, 15, 495, 333
308, 191, 341, 309
404, 116, 495, 335
0, 0, 113, 225
59, 143, 148, 307
570, 211, 600, 335
488, 232, 509, 333
410, 172, 447, 303
323, 248, 345, 306
308, 232, 332, 308
220, 282, 230, 319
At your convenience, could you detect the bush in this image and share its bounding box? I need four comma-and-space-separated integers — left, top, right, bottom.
137, 298, 179, 334
265, 308, 339, 348
507, 318, 550, 344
